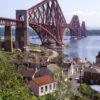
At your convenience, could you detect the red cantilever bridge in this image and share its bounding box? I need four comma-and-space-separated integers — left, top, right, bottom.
0, 0, 87, 51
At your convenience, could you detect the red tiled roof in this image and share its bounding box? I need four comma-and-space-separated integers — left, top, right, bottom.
33, 75, 56, 86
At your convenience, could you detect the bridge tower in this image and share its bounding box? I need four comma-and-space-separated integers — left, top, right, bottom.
81, 21, 87, 37
16, 10, 28, 49
70, 15, 81, 39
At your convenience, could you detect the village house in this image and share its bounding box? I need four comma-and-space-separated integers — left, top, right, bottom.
96, 52, 100, 64
17, 67, 35, 84
29, 75, 57, 96
16, 57, 38, 83
83, 66, 100, 85
94, 52, 100, 67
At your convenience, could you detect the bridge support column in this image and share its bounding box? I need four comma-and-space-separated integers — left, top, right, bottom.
16, 25, 27, 49
15, 10, 28, 49
4, 26, 13, 51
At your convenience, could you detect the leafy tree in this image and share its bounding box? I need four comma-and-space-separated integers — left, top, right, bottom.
79, 83, 100, 100
31, 96, 38, 100
0, 53, 31, 100
53, 71, 73, 100
79, 84, 94, 98
71, 95, 87, 100
94, 93, 100, 100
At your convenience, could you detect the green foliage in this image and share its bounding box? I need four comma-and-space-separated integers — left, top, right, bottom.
71, 95, 87, 100
0, 53, 31, 100
53, 71, 72, 100
93, 93, 100, 100
79, 83, 100, 100
31, 94, 57, 100
31, 96, 38, 100
79, 84, 93, 97
0, 96, 2, 100
45, 93, 57, 100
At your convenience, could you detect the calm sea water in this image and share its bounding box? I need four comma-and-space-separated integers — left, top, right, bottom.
29, 36, 100, 62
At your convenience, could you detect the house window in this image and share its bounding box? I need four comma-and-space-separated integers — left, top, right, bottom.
49, 84, 52, 90
41, 87, 43, 93
53, 83, 56, 89
45, 85, 48, 91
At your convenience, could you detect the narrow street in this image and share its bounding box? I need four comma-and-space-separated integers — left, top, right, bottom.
70, 73, 81, 96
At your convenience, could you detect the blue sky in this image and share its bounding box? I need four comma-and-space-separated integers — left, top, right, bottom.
0, 0, 100, 28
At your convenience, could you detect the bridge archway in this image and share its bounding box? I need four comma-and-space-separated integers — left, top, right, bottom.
28, 0, 67, 47
29, 23, 62, 46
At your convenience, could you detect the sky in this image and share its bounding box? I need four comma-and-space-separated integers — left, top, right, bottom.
0, 0, 100, 28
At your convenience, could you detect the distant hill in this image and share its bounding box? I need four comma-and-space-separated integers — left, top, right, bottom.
0, 27, 100, 36
87, 27, 100, 30
65, 30, 100, 36
87, 30, 100, 36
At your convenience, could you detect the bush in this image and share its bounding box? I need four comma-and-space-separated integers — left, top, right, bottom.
71, 95, 87, 100
78, 84, 100, 100
79, 84, 94, 98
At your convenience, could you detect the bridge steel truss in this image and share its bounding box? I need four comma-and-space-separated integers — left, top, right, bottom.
0, 0, 87, 51
69, 15, 87, 38
28, 0, 67, 46
69, 15, 81, 38
81, 21, 87, 37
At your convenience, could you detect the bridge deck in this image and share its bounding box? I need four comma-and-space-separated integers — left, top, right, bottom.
0, 17, 24, 26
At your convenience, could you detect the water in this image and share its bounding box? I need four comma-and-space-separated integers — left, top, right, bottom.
29, 36, 100, 62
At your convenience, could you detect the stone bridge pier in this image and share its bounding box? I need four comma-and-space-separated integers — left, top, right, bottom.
15, 10, 28, 49
4, 26, 13, 51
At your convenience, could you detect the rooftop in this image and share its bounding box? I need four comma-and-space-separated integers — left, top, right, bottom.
33, 75, 56, 86
34, 67, 53, 78
18, 67, 35, 78
84, 66, 100, 74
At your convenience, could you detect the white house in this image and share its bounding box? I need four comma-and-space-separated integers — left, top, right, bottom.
29, 75, 57, 96
68, 63, 76, 77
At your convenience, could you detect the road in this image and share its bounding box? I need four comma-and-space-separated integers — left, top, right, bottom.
70, 73, 81, 96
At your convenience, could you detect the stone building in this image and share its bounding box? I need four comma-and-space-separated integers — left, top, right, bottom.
83, 66, 100, 84
29, 75, 57, 96
96, 52, 100, 63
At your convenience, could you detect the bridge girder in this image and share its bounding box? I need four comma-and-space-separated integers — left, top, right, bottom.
69, 15, 87, 38
0, 1, 88, 51
28, 0, 67, 46
81, 21, 87, 37
69, 15, 81, 38
0, 17, 24, 26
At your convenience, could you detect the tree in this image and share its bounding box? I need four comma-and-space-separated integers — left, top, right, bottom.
0, 53, 31, 100
53, 70, 73, 100
78, 83, 100, 100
